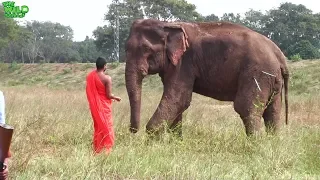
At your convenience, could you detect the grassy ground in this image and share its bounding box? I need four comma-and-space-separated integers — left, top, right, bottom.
0, 60, 320, 179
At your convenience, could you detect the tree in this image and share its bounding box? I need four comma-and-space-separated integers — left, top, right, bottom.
0, 26, 33, 63
93, 25, 115, 60
287, 40, 320, 59
202, 14, 219, 22
0, 6, 20, 58
25, 21, 75, 63
243, 9, 267, 34
104, 0, 144, 62
94, 0, 202, 62
73, 36, 104, 62
263, 2, 320, 57
1, 1, 320, 63
141, 0, 202, 21
220, 13, 243, 24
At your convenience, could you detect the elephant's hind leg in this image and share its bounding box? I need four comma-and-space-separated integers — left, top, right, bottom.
233, 75, 271, 136
263, 91, 282, 134
234, 93, 265, 136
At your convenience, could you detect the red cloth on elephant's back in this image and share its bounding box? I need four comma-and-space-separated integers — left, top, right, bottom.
86, 70, 114, 154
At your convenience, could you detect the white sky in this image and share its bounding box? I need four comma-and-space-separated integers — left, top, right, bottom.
13, 0, 320, 42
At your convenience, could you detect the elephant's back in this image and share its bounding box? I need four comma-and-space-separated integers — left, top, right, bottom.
196, 21, 254, 33
190, 27, 283, 101
243, 31, 284, 69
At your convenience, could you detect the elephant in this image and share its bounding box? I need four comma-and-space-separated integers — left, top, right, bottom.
124, 18, 289, 137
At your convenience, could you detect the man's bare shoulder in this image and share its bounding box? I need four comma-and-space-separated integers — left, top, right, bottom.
103, 74, 112, 84
105, 74, 111, 81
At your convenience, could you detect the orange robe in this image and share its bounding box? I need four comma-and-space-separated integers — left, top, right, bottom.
86, 70, 114, 154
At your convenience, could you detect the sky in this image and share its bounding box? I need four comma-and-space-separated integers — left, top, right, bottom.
11, 0, 320, 42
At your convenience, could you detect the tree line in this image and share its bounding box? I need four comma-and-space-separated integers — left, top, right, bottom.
0, 0, 319, 64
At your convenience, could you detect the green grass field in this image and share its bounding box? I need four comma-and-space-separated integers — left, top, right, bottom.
1, 60, 320, 179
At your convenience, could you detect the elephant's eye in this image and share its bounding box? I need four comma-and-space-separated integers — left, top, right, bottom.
142, 44, 151, 52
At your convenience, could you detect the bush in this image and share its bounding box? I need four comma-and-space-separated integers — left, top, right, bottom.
287, 40, 320, 60
109, 61, 120, 69
9, 61, 20, 71
290, 54, 302, 62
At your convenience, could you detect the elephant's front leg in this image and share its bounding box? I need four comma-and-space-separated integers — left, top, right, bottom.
146, 87, 192, 138
168, 113, 183, 141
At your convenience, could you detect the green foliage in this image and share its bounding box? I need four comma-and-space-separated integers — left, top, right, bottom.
7, 80, 22, 86
220, 13, 243, 24
290, 54, 302, 62
1, 1, 320, 63
73, 36, 103, 63
242, 9, 266, 34
0, 17, 103, 63
25, 21, 75, 63
102, 0, 145, 62
62, 68, 71, 74
94, 0, 203, 62
287, 40, 320, 60
0, 6, 20, 51
141, 0, 202, 21
92, 26, 114, 55
93, 1, 320, 62
263, 3, 320, 58
9, 61, 20, 71
201, 14, 219, 22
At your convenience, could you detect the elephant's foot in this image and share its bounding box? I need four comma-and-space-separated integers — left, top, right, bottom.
168, 128, 183, 143
146, 132, 162, 144
263, 116, 282, 135
263, 91, 282, 135
168, 114, 183, 142
146, 120, 184, 144
145, 123, 166, 143
264, 122, 279, 135
241, 115, 263, 137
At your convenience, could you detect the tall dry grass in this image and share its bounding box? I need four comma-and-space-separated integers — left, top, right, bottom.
0, 61, 320, 179
1, 85, 319, 179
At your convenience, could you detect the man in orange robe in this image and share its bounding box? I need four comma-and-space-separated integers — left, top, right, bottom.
86, 57, 121, 154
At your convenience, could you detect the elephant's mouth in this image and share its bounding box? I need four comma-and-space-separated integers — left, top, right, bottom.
140, 68, 148, 76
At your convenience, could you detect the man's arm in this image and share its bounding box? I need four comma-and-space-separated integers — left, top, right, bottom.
104, 76, 121, 101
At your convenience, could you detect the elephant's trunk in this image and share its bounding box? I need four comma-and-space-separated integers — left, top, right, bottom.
125, 64, 143, 133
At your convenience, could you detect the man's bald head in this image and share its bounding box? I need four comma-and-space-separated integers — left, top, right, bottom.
96, 57, 107, 71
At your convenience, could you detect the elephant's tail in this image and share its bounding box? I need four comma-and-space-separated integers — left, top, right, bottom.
281, 66, 289, 125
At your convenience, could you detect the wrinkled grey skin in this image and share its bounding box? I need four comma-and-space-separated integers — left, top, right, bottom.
125, 18, 289, 138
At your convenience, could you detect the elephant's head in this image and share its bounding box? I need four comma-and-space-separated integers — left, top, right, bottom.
124, 19, 189, 133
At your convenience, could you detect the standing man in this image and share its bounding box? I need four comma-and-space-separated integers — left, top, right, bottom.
0, 91, 5, 125
86, 57, 121, 154
0, 91, 9, 180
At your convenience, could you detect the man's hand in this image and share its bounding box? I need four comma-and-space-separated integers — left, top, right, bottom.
113, 96, 121, 102
0, 163, 8, 180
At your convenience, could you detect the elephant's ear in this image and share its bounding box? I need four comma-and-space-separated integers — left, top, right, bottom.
164, 24, 189, 66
